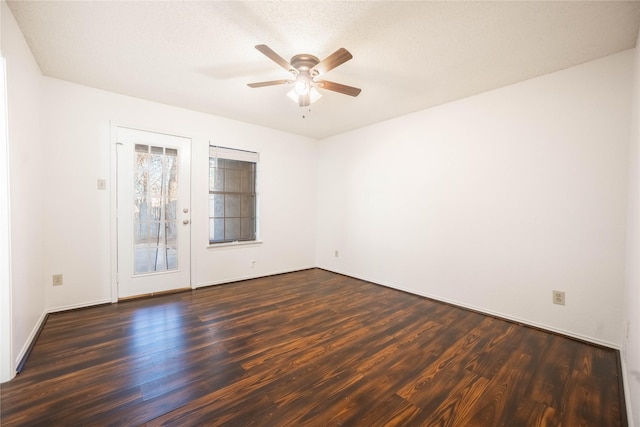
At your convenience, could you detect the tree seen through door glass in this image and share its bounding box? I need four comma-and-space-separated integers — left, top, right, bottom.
134, 144, 178, 274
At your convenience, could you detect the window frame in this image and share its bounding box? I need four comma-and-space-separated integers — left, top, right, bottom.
208, 145, 259, 245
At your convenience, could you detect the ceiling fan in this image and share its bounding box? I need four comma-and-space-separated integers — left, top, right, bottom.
247, 44, 361, 107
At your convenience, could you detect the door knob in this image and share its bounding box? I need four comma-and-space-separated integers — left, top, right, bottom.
183, 219, 190, 225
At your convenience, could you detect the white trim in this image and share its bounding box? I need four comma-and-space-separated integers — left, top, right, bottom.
209, 145, 260, 163
189, 134, 196, 294
14, 310, 46, 370
207, 240, 263, 250
47, 299, 113, 314
620, 356, 635, 427
13, 299, 113, 374
0, 51, 14, 383
109, 121, 118, 303
192, 265, 316, 289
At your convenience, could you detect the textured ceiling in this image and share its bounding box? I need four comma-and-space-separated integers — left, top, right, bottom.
7, 1, 640, 139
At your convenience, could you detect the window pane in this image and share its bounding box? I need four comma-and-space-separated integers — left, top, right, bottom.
167, 247, 177, 269
134, 246, 152, 274
241, 218, 255, 240
154, 247, 166, 271
166, 222, 177, 245
225, 169, 241, 192
239, 161, 254, 171
209, 158, 224, 168
134, 201, 147, 222
165, 155, 178, 201
149, 154, 163, 200
208, 195, 214, 216
209, 194, 224, 218
226, 159, 240, 170
147, 222, 162, 243
226, 218, 240, 240
209, 168, 224, 191
209, 219, 215, 242
240, 195, 255, 217
240, 171, 252, 192
215, 169, 225, 191
151, 205, 162, 222
225, 194, 240, 217
212, 218, 225, 241
134, 223, 148, 244
165, 200, 177, 220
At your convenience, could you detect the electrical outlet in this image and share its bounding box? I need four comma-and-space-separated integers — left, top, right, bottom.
552, 290, 565, 305
334, 250, 339, 258
251, 260, 256, 268
97, 179, 106, 190
52, 274, 63, 286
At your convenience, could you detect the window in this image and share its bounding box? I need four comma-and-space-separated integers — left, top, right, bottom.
209, 146, 259, 244
133, 144, 178, 273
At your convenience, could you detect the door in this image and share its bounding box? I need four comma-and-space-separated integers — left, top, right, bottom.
116, 127, 191, 298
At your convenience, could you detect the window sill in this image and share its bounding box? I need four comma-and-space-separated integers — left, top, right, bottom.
207, 240, 263, 250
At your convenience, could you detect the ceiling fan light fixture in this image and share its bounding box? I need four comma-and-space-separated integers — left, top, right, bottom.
286, 87, 300, 103
309, 86, 322, 103
294, 78, 310, 95
287, 85, 322, 106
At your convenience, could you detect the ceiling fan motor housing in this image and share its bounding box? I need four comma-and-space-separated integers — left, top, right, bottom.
290, 54, 320, 73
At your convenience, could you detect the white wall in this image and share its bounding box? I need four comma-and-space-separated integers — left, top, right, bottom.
317, 50, 633, 348
41, 77, 318, 310
622, 32, 640, 427
1, 0, 46, 377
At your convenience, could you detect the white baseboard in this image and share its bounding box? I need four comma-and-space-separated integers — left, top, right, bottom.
193, 266, 316, 289
405, 286, 618, 349
47, 298, 113, 314
320, 267, 619, 350
619, 356, 635, 427
15, 310, 47, 369
14, 298, 114, 371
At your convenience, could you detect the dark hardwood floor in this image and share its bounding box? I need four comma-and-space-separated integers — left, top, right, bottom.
0, 269, 626, 426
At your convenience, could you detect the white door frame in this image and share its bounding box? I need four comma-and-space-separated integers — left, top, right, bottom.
0, 51, 14, 383
109, 123, 193, 301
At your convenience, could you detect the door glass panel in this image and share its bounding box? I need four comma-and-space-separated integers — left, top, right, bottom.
133, 145, 179, 275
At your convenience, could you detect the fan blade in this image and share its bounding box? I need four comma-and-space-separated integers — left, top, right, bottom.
255, 45, 296, 74
311, 48, 353, 76
247, 79, 292, 88
316, 80, 361, 97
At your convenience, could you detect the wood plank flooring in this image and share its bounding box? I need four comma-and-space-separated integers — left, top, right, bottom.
0, 269, 626, 426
